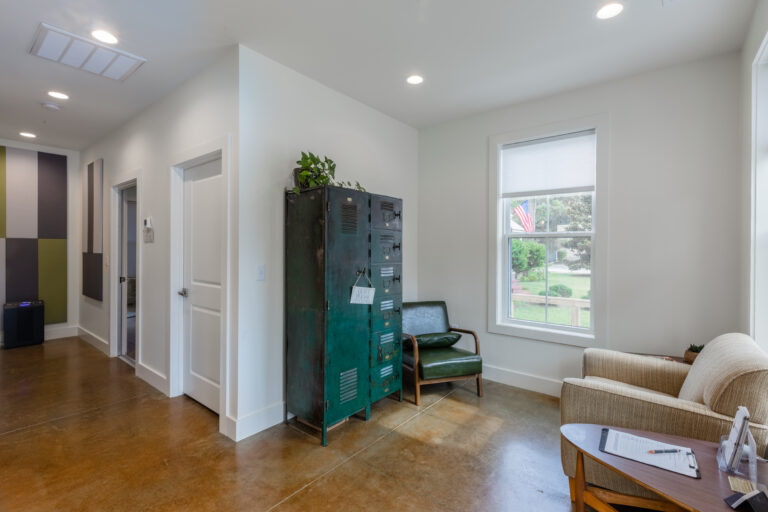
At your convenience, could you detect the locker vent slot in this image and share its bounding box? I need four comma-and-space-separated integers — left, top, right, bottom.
380, 267, 394, 277
380, 332, 395, 344
381, 201, 394, 212
380, 234, 394, 245
339, 368, 358, 403
340, 204, 358, 234
380, 299, 394, 311
380, 365, 394, 378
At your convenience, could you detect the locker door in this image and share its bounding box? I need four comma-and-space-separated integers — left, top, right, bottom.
324, 187, 370, 424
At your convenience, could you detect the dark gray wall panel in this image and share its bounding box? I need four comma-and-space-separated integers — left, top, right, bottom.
82, 252, 102, 301
6, 238, 38, 301
38, 152, 67, 239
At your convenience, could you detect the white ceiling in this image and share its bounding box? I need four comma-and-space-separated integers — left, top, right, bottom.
0, 1, 233, 150
0, 0, 756, 149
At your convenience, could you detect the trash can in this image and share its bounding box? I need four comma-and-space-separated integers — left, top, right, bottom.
3, 301, 44, 349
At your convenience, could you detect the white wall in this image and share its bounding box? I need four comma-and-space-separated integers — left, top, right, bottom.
743, 2, 768, 346
0, 137, 80, 342
234, 45, 418, 440
418, 53, 743, 395
79, 49, 238, 395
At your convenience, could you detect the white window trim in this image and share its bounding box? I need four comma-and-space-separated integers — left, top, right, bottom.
487, 115, 610, 348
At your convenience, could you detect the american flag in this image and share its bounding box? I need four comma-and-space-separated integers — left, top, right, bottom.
513, 200, 534, 233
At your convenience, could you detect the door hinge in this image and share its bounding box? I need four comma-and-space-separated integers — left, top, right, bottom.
327, 202, 331, 212
326, 300, 330, 311
325, 400, 329, 411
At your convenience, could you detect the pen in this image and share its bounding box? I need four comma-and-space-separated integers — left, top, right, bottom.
648, 449, 680, 454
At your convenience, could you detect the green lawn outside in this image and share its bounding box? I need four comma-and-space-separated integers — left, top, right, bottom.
519, 272, 591, 299
512, 302, 591, 328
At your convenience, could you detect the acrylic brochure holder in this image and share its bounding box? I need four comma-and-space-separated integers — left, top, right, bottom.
717, 429, 758, 485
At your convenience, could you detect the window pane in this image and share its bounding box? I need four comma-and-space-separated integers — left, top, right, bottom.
501, 130, 596, 195
546, 238, 591, 328
508, 238, 547, 323
503, 197, 546, 234
548, 192, 593, 232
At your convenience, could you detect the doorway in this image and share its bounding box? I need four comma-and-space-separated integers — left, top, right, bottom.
118, 185, 138, 363
177, 154, 224, 413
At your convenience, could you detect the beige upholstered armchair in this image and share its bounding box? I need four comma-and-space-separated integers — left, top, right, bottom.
561, 333, 768, 499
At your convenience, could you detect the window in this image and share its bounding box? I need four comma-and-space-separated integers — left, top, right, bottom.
489, 122, 605, 346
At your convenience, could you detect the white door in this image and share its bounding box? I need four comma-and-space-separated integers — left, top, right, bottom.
182, 157, 223, 413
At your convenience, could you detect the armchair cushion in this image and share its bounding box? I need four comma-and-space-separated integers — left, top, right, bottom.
402, 301, 450, 336
678, 333, 768, 424
414, 332, 461, 349
402, 347, 482, 380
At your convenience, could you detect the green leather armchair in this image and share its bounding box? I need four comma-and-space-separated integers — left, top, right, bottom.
401, 301, 483, 405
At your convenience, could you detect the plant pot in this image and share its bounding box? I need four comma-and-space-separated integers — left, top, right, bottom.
683, 350, 699, 365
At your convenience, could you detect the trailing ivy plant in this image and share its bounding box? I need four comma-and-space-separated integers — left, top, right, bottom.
292, 151, 366, 193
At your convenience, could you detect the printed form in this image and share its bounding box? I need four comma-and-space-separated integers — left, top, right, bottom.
600, 428, 700, 478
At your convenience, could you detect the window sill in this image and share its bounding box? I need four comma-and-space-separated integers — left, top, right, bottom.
489, 320, 596, 348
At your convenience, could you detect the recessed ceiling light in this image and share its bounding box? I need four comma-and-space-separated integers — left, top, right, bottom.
406, 75, 424, 85
19, 132, 37, 138
47, 91, 69, 100
596, 2, 624, 19
91, 29, 118, 45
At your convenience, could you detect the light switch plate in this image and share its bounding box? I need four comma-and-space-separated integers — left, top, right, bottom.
256, 264, 266, 281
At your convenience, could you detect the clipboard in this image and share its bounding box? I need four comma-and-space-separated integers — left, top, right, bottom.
599, 428, 701, 479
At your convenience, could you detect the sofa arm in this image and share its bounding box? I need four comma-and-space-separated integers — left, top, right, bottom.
583, 348, 691, 396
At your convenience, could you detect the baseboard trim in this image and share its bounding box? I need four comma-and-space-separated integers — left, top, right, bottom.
136, 362, 169, 395
482, 364, 563, 397
221, 401, 284, 442
45, 325, 79, 340
0, 324, 78, 347
77, 326, 110, 355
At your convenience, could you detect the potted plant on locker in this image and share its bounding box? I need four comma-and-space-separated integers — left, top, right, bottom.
292, 151, 365, 193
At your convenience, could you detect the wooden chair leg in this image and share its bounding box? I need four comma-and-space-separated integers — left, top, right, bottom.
476, 374, 483, 397
414, 372, 421, 406
569, 477, 576, 503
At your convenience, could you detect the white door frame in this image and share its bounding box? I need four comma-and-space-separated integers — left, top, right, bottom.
751, 32, 768, 343
169, 136, 234, 434
109, 177, 141, 361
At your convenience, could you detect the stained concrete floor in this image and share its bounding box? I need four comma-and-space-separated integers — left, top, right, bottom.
0, 337, 578, 511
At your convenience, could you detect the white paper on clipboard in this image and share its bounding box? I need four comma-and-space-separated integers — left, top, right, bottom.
599, 428, 700, 479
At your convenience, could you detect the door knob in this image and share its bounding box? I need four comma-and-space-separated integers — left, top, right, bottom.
178, 288, 188, 297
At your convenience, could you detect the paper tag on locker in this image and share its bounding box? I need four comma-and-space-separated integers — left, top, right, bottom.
350, 286, 375, 305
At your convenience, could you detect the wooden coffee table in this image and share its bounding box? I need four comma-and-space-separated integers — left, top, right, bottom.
561, 423, 768, 512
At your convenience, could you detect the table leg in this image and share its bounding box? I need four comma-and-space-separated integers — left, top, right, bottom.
574, 450, 585, 512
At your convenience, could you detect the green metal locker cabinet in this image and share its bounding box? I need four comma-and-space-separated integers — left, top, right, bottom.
285, 186, 402, 446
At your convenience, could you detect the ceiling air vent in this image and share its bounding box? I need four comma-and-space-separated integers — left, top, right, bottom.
30, 23, 146, 81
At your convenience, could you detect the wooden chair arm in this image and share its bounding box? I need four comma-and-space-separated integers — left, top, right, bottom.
450, 327, 480, 355
403, 333, 419, 367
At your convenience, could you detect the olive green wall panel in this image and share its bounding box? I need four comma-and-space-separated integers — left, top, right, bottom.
38, 239, 67, 324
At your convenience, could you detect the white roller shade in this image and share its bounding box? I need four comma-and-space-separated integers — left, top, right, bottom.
501, 130, 596, 195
